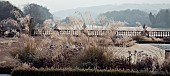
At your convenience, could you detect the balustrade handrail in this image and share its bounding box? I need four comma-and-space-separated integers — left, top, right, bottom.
33, 29, 170, 38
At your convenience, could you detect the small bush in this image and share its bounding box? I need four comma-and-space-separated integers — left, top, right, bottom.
161, 60, 170, 72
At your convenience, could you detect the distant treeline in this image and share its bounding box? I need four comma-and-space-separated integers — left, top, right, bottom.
100, 9, 170, 28
149, 9, 170, 28
99, 9, 151, 26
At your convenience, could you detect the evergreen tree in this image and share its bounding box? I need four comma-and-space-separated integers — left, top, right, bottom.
23, 3, 53, 27
0, 1, 23, 21
149, 12, 156, 25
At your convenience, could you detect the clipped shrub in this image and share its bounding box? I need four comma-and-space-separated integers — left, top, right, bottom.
11, 68, 170, 76
0, 67, 13, 74
133, 35, 146, 41
112, 36, 135, 47
133, 35, 162, 42
0, 58, 18, 74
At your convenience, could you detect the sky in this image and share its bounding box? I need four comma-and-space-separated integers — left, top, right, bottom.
3, 0, 170, 12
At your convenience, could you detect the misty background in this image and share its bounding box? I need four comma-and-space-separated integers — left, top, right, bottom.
1, 0, 170, 28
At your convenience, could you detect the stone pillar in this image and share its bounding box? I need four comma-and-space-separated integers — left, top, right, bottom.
155, 31, 158, 37
161, 31, 163, 38
165, 50, 170, 59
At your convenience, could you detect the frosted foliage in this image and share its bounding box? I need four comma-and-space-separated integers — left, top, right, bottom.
11, 9, 22, 19
57, 15, 127, 30
136, 22, 142, 26
97, 16, 127, 30
106, 21, 127, 30
2, 18, 19, 27
66, 16, 84, 30
12, 10, 32, 29
0, 10, 32, 35
42, 19, 54, 30
98, 16, 107, 25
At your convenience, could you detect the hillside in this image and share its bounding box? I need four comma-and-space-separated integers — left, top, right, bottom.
100, 9, 151, 26
53, 4, 170, 19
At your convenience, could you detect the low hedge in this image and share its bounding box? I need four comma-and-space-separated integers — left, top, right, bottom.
11, 68, 170, 76
0, 67, 14, 74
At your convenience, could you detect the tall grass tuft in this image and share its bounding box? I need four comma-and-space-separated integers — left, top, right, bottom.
72, 45, 115, 69
10, 34, 36, 63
